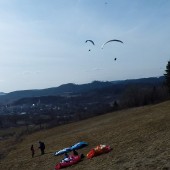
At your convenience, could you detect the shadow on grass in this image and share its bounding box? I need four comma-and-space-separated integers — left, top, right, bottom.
33, 151, 54, 158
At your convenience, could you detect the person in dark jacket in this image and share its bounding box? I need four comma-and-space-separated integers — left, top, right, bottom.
31, 144, 35, 158
39, 141, 45, 155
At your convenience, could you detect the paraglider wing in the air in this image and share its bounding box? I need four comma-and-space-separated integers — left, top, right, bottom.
85, 40, 95, 51
101, 39, 123, 49
85, 40, 95, 45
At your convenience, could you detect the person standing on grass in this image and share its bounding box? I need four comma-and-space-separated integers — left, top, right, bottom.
31, 145, 35, 158
38, 141, 45, 155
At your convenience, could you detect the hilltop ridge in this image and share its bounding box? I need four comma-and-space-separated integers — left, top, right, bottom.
0, 76, 164, 104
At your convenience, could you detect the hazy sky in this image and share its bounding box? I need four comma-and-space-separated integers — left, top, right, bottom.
0, 0, 170, 92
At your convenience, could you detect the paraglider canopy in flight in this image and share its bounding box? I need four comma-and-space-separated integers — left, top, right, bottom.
85, 40, 95, 45
101, 39, 123, 49
85, 40, 95, 52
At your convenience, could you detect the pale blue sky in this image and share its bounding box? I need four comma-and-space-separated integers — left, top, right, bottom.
0, 0, 170, 92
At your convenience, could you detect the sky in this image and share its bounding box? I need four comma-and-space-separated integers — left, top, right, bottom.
0, 0, 170, 93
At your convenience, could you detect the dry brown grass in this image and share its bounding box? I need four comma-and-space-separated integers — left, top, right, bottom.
0, 101, 170, 170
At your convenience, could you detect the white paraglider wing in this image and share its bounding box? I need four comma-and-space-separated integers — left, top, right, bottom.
101, 39, 123, 49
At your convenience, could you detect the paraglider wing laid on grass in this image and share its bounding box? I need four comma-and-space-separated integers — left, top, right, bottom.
101, 39, 123, 49
54, 147, 72, 156
55, 155, 81, 170
87, 144, 112, 159
54, 142, 88, 156
70, 141, 88, 150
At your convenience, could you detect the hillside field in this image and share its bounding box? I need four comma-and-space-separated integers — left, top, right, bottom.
0, 101, 170, 170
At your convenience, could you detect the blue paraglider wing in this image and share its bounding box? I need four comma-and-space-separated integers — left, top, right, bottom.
54, 147, 72, 156
71, 141, 88, 150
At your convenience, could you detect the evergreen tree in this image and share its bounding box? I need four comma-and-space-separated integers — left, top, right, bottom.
164, 61, 170, 93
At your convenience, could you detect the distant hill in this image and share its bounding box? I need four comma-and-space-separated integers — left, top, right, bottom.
0, 81, 113, 104
0, 76, 165, 104
111, 76, 165, 85
0, 92, 6, 96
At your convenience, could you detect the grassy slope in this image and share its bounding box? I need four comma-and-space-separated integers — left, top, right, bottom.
0, 101, 170, 170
